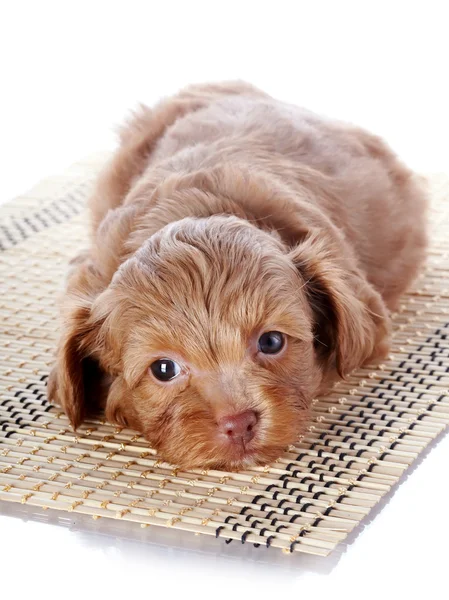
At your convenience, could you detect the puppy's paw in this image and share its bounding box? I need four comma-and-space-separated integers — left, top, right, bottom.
364, 337, 391, 366
46, 363, 61, 408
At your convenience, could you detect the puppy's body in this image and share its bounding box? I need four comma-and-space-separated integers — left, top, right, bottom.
49, 82, 427, 468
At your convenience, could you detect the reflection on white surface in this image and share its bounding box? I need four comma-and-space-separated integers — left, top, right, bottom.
1, 501, 337, 572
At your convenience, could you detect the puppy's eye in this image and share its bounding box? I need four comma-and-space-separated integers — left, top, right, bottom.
258, 331, 285, 354
150, 359, 181, 382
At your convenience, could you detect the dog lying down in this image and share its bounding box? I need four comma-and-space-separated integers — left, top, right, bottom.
48, 81, 428, 469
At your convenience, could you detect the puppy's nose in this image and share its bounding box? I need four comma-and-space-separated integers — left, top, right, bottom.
217, 410, 258, 444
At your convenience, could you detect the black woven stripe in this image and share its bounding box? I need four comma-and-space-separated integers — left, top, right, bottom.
0, 379, 53, 442
0, 185, 89, 251
215, 321, 449, 549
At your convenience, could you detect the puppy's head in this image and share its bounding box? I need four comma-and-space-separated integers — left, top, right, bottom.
50, 215, 389, 469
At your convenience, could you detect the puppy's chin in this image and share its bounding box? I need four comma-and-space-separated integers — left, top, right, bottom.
207, 445, 290, 472
145, 409, 309, 471
154, 440, 289, 471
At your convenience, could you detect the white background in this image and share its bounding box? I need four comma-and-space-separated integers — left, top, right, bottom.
1, 1, 448, 597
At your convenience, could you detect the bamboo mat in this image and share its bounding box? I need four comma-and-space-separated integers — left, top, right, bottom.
1, 157, 448, 557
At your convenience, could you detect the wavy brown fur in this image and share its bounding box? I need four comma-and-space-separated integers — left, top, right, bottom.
48, 81, 427, 469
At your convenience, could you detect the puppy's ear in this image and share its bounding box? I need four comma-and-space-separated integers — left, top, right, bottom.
290, 231, 390, 377
47, 298, 107, 429
47, 259, 114, 429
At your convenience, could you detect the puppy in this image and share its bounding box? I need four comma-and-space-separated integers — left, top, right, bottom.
48, 81, 427, 469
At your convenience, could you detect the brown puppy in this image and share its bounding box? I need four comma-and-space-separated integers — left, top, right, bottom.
48, 81, 428, 469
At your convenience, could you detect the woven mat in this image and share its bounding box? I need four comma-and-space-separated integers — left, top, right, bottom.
1, 157, 448, 557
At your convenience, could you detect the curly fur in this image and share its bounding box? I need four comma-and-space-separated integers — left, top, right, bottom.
48, 81, 428, 469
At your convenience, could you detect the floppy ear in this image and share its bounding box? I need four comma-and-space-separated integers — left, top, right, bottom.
290, 231, 390, 377
47, 258, 113, 429
47, 299, 108, 429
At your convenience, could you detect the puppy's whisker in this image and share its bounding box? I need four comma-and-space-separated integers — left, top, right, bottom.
313, 336, 328, 348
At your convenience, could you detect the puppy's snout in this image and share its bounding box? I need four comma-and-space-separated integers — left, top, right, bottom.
217, 410, 258, 444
